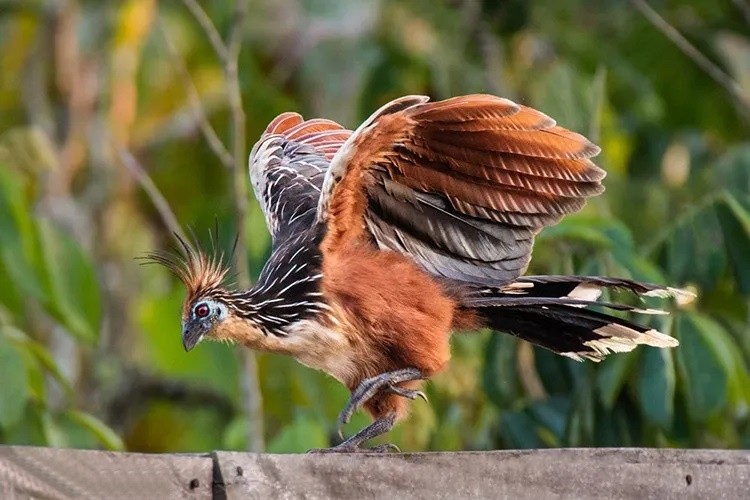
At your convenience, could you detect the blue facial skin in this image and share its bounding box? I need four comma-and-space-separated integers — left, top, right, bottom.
181, 300, 225, 351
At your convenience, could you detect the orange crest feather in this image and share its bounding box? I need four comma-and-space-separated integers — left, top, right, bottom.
141, 233, 235, 310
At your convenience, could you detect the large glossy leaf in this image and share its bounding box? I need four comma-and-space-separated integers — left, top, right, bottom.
674, 314, 731, 421
663, 206, 725, 291
0, 335, 28, 429
527, 396, 570, 445
0, 167, 46, 307
597, 351, 638, 410
36, 221, 101, 343
715, 193, 750, 295
499, 410, 545, 449
637, 347, 675, 430
482, 334, 519, 409
565, 361, 595, 446
534, 347, 572, 395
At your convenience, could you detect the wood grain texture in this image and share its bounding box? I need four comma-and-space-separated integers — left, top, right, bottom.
0, 446, 212, 500
214, 448, 750, 500
2, 446, 748, 500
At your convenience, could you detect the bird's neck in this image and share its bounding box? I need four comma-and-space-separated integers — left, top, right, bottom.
209, 312, 288, 353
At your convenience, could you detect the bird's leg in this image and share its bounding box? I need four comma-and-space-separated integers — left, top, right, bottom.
309, 413, 398, 453
337, 367, 426, 439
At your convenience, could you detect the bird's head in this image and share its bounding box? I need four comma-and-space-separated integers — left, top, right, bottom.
181, 296, 230, 351
142, 234, 252, 351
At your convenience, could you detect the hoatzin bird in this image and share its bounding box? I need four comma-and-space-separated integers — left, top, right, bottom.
149, 94, 691, 452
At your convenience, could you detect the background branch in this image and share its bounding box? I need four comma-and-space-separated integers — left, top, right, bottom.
116, 144, 188, 244
179, 0, 228, 62
630, 0, 750, 111
157, 16, 233, 169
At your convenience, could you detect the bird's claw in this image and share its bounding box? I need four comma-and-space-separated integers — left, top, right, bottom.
336, 377, 381, 438
307, 442, 400, 454
387, 384, 428, 402
335, 368, 426, 440
336, 413, 351, 440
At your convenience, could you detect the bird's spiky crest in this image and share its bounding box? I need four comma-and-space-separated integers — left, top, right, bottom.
141, 227, 238, 308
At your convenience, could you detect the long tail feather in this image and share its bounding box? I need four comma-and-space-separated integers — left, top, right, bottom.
461, 275, 690, 362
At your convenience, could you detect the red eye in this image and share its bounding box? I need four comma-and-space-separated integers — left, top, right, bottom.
195, 303, 210, 318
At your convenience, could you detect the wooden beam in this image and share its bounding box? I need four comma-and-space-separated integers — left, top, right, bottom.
1, 446, 749, 499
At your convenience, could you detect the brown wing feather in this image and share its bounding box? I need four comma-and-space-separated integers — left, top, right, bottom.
265, 112, 303, 134
318, 94, 605, 286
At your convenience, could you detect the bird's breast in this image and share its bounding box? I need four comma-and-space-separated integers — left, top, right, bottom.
282, 318, 360, 386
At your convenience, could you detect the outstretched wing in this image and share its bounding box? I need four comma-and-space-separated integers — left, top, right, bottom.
249, 112, 351, 242
317, 94, 605, 286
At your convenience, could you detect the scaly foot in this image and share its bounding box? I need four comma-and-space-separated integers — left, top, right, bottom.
308, 414, 399, 453
337, 368, 426, 439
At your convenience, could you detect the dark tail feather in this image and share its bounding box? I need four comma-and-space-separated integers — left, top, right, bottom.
462, 275, 691, 362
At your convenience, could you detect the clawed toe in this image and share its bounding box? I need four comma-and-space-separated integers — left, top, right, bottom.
336, 368, 426, 439
336, 382, 376, 437
307, 442, 399, 454
368, 443, 400, 453
387, 384, 428, 402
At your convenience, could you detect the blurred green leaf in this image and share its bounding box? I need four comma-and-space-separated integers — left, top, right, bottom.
527, 396, 570, 445
0, 335, 28, 429
565, 362, 595, 446
36, 221, 101, 342
0, 166, 47, 306
482, 334, 519, 409
222, 415, 248, 451
267, 415, 328, 453
0, 126, 58, 175
537, 215, 625, 251
715, 193, 750, 295
597, 351, 637, 410
658, 205, 725, 291
534, 347, 571, 395
533, 62, 594, 133
637, 347, 675, 430
65, 410, 126, 451
714, 146, 750, 209
40, 411, 68, 448
499, 410, 544, 449
2, 325, 73, 395
675, 314, 730, 421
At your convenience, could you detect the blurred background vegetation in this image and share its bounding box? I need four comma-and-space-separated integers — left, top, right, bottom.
0, 0, 749, 454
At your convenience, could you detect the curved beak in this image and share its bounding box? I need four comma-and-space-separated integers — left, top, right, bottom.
182, 322, 205, 352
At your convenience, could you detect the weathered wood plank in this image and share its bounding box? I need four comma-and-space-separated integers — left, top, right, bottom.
2, 446, 748, 499
0, 446, 213, 500
213, 448, 750, 500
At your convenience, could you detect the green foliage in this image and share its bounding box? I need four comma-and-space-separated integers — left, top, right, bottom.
0, 166, 113, 449
0, 0, 749, 453
0, 335, 28, 429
